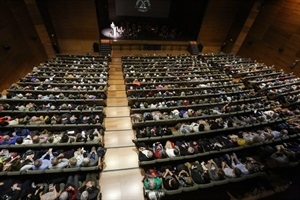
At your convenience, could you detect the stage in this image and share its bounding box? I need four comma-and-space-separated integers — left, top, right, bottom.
101, 38, 191, 51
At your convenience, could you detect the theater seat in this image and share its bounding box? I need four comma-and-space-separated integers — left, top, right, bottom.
212, 178, 229, 186
229, 176, 246, 182
182, 185, 198, 192
198, 182, 214, 189
63, 167, 81, 173
80, 166, 100, 171
45, 168, 63, 173
163, 188, 182, 195
7, 171, 21, 176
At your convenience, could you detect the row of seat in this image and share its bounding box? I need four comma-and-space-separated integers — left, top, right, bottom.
128, 88, 256, 100
130, 99, 277, 117
249, 73, 293, 81
163, 172, 267, 195
122, 65, 217, 70
125, 54, 300, 198
258, 79, 300, 91
130, 96, 266, 112
0, 109, 103, 114
18, 80, 107, 86
56, 53, 109, 59
0, 165, 102, 177
26, 72, 108, 77
39, 63, 108, 68
135, 117, 289, 142
0, 140, 103, 149
125, 77, 238, 85
6, 88, 107, 94
0, 98, 106, 106
0, 55, 107, 180
243, 72, 292, 82
138, 132, 296, 166
127, 84, 242, 92
132, 106, 280, 127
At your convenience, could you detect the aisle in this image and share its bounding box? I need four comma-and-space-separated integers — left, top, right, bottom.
100, 49, 190, 200
100, 55, 144, 200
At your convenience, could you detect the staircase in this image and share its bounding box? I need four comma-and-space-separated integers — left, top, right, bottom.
100, 54, 144, 200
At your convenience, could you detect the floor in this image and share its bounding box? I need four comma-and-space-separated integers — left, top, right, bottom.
100, 49, 189, 200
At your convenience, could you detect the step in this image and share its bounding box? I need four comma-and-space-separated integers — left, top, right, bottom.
108, 82, 125, 89
104, 129, 135, 148
107, 90, 127, 98
108, 79, 125, 85
105, 106, 130, 117
109, 71, 123, 76
109, 75, 124, 80
104, 117, 132, 131
100, 169, 144, 199
102, 148, 139, 171
106, 98, 128, 107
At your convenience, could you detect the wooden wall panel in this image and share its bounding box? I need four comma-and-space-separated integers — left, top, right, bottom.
238, 0, 300, 76
58, 39, 97, 54
25, 0, 56, 58
46, 0, 99, 40
0, 0, 47, 92
197, 0, 245, 53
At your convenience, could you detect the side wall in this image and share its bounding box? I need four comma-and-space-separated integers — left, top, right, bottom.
198, 0, 254, 53
238, 0, 300, 76
46, 0, 100, 54
0, 0, 47, 92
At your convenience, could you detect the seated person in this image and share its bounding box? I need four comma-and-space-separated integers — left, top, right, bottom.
87, 128, 103, 142
229, 153, 249, 175
133, 142, 154, 161
48, 154, 69, 169
161, 166, 180, 190
270, 144, 299, 164
39, 182, 62, 200
164, 140, 179, 158
58, 175, 79, 200
221, 155, 242, 178
0, 135, 19, 145
243, 156, 265, 173
19, 150, 35, 171
0, 181, 22, 200
81, 146, 103, 167
174, 164, 193, 187
143, 169, 162, 191
175, 140, 195, 156
69, 148, 85, 168
77, 173, 100, 200
185, 161, 210, 184
206, 159, 225, 181
152, 142, 167, 159
20, 148, 53, 171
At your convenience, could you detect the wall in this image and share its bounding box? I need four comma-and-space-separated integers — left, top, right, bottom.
45, 0, 100, 54
198, 0, 253, 53
0, 0, 47, 92
238, 0, 300, 76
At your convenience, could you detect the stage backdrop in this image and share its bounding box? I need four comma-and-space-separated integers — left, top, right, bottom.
115, 0, 171, 18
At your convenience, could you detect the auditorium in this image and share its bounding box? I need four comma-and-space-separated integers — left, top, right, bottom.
0, 0, 299, 200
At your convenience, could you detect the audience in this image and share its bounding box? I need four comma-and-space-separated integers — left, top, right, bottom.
1, 52, 300, 199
